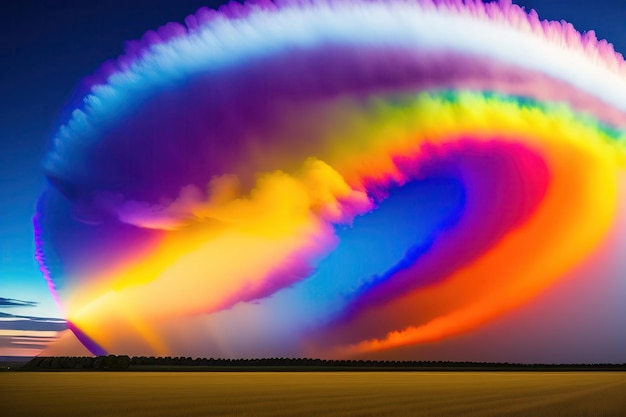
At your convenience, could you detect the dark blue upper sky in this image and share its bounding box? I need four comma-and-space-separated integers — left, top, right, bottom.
0, 0, 624, 355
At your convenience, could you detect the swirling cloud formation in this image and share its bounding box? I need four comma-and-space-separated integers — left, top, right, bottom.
36, 0, 626, 359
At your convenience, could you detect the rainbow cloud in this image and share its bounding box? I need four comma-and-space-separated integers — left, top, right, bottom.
36, 0, 626, 359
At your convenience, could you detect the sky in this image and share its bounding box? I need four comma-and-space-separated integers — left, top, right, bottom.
1, 0, 625, 360
1, 0, 227, 358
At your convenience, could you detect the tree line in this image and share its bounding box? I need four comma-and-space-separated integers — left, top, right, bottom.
23, 355, 131, 370
20, 356, 626, 371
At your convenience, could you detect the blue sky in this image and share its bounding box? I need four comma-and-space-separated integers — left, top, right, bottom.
1, 0, 625, 358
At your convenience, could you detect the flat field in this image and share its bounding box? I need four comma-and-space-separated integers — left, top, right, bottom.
1, 372, 625, 416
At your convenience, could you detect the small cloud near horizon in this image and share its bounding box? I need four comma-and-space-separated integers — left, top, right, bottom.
0, 297, 38, 308
0, 308, 67, 357
0, 312, 65, 322
0, 319, 67, 332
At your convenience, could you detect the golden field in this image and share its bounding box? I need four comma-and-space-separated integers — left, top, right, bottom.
1, 372, 625, 416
